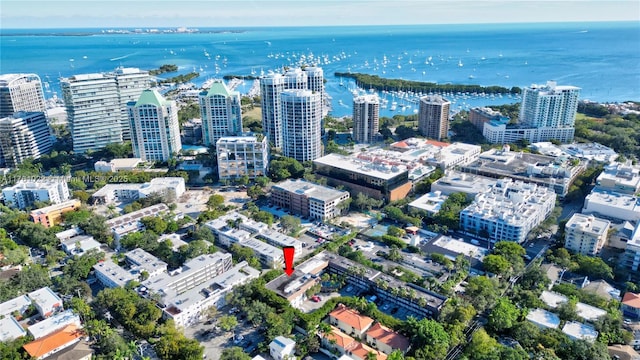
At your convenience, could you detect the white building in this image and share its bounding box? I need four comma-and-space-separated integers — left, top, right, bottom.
431, 171, 497, 199
483, 121, 576, 144
93, 158, 143, 172
27, 310, 81, 339
61, 68, 150, 152
409, 191, 449, 216
270, 179, 350, 221
260, 73, 286, 148
304, 67, 325, 115
0, 294, 31, 318
91, 177, 185, 205
281, 89, 322, 162
0, 73, 46, 118
2, 178, 70, 209
353, 95, 380, 144
596, 162, 640, 195
161, 261, 259, 327
520, 81, 580, 128
0, 112, 52, 168
418, 95, 450, 141
28, 287, 63, 318
560, 143, 618, 163
93, 259, 137, 288
387, 138, 481, 170
562, 321, 598, 343
270, 336, 296, 360
56, 227, 101, 256
105, 203, 170, 241
125, 248, 168, 279
582, 188, 640, 222
564, 213, 610, 256
216, 135, 269, 180
460, 179, 556, 243
526, 308, 560, 330
199, 82, 242, 146
128, 90, 181, 162
0, 316, 26, 342
283, 68, 307, 90
624, 222, 640, 271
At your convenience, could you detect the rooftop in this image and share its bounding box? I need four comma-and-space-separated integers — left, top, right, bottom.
329, 304, 375, 331
366, 322, 411, 352
539, 291, 606, 322
409, 191, 448, 214
597, 162, 640, 193
566, 213, 610, 236
313, 153, 408, 180
28, 287, 62, 312
93, 259, 136, 288
562, 321, 598, 342
29, 200, 80, 216
134, 89, 169, 107
105, 203, 169, 230
125, 248, 168, 275
431, 170, 497, 197
526, 308, 560, 329
270, 336, 296, 349
623, 292, 640, 309
0, 294, 31, 317
585, 188, 640, 213
23, 325, 83, 359
273, 179, 348, 202
607, 344, 640, 360
28, 310, 80, 339
0, 316, 27, 342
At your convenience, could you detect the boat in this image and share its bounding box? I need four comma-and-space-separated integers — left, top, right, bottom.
458, 59, 463, 67
469, 75, 475, 79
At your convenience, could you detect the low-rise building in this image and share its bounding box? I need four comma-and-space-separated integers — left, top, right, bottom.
94, 158, 142, 172
384, 138, 481, 170
526, 308, 560, 330
269, 336, 296, 360
29, 199, 81, 228
583, 188, 640, 222
125, 248, 168, 279
91, 177, 185, 205
27, 310, 80, 339
56, 227, 102, 256
28, 287, 63, 318
596, 162, 640, 195
271, 179, 350, 221
313, 153, 412, 202
624, 222, 640, 271
23, 324, 85, 360
430, 171, 497, 200
460, 179, 556, 243
0, 294, 32, 318
265, 255, 328, 309
562, 321, 598, 343
93, 259, 136, 288
622, 292, 640, 319
216, 135, 269, 180
321, 326, 387, 360
408, 191, 448, 216
583, 280, 621, 301
365, 322, 411, 355
539, 291, 607, 322
607, 344, 640, 360
105, 203, 169, 242
329, 304, 375, 338
0, 316, 27, 342
560, 143, 618, 163
2, 178, 70, 209
564, 213, 610, 256
482, 121, 575, 144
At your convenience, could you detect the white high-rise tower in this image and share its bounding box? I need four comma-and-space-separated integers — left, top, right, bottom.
519, 81, 581, 128
0, 74, 46, 118
199, 82, 242, 147
260, 73, 285, 148
281, 89, 322, 162
352, 95, 380, 144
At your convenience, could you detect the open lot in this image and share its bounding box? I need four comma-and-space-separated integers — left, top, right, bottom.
175, 189, 213, 218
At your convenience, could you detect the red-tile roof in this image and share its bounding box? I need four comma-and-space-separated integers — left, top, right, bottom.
323, 326, 356, 349
623, 292, 640, 309
392, 141, 409, 148
350, 342, 388, 360
23, 325, 83, 359
425, 139, 451, 148
366, 323, 411, 352
329, 304, 374, 331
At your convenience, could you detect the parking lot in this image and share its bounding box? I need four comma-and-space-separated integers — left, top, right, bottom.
339, 284, 422, 320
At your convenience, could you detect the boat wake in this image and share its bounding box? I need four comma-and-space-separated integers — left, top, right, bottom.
110, 52, 138, 61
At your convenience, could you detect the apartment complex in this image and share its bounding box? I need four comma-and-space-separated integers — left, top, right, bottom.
469, 107, 509, 131
352, 94, 380, 143
199, 81, 242, 146
104, 203, 170, 242
596, 162, 640, 195
128, 89, 181, 162
0, 111, 52, 167
564, 213, 610, 256
460, 179, 556, 243
623, 223, 640, 272
418, 95, 450, 141
2, 178, 70, 209
61, 68, 150, 152
0, 73, 46, 118
281, 89, 323, 162
90, 177, 185, 205
271, 179, 350, 221
259, 73, 286, 148
216, 135, 269, 180
29, 199, 81, 228
313, 153, 412, 202
28, 287, 63, 318
582, 188, 640, 222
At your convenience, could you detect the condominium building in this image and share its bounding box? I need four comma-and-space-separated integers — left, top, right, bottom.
2, 178, 70, 209
623, 223, 640, 271
313, 153, 412, 202
271, 179, 350, 221
430, 171, 497, 199
105, 203, 169, 242
281, 89, 322, 162
128, 90, 182, 162
90, 177, 185, 205
216, 135, 269, 180
0, 112, 52, 167
520, 81, 580, 128
283, 68, 308, 90
0, 74, 46, 118
582, 188, 640, 222
469, 107, 509, 131
483, 121, 576, 144
93, 259, 136, 288
460, 179, 556, 243
304, 66, 325, 114
61, 73, 122, 152
30, 199, 81, 228
596, 162, 640, 195
199, 82, 242, 146
260, 73, 286, 148
564, 213, 610, 256
125, 248, 168, 279
27, 287, 63, 318
352, 94, 380, 143
60, 68, 150, 152
418, 95, 450, 141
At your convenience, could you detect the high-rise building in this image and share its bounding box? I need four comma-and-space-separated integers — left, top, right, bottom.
352, 95, 380, 143
304, 67, 325, 115
61, 74, 122, 153
283, 68, 308, 90
128, 90, 181, 162
281, 89, 322, 162
520, 81, 581, 128
112, 67, 151, 141
260, 73, 285, 148
0, 112, 52, 168
469, 107, 509, 131
0, 74, 46, 118
216, 135, 269, 180
199, 82, 242, 146
418, 95, 450, 141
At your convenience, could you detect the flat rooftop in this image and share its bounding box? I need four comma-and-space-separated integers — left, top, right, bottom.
409, 191, 448, 214
29, 200, 80, 216
27, 287, 62, 312
0, 316, 26, 342
314, 153, 408, 180
105, 203, 169, 229
93, 259, 136, 287
0, 295, 31, 317
273, 179, 348, 202
28, 310, 80, 339
566, 213, 610, 236
526, 308, 560, 329
266, 253, 329, 299
431, 170, 497, 196
585, 188, 640, 212
125, 248, 168, 274
562, 321, 598, 342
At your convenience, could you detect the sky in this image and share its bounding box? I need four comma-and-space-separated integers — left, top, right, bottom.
1, 0, 638, 28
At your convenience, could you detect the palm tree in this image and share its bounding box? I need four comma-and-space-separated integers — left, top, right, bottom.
388, 350, 405, 360
366, 351, 378, 360
318, 322, 332, 339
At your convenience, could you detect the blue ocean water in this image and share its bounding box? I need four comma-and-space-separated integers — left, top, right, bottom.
1, 22, 638, 117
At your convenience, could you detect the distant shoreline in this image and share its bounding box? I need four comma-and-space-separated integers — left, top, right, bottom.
0, 30, 248, 37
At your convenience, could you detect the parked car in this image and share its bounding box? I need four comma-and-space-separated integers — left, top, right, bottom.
311, 295, 321, 302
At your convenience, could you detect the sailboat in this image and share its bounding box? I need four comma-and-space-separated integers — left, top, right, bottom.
458, 59, 463, 67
